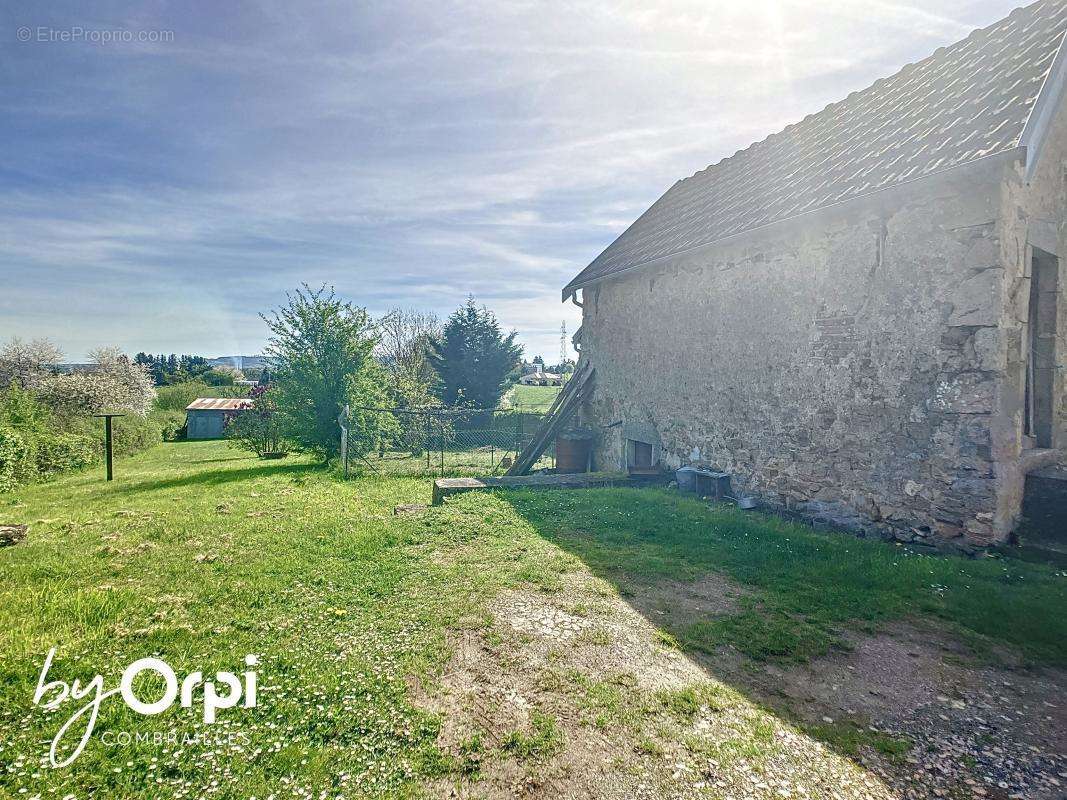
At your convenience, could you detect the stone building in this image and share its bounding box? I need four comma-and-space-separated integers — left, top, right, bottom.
563, 0, 1067, 548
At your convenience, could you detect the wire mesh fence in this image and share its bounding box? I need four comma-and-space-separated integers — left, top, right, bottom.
346, 405, 555, 477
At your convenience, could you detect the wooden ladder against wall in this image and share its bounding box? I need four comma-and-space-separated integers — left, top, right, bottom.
507, 363, 595, 476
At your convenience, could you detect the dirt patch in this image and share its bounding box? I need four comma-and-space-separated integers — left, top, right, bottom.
755, 623, 953, 720
416, 568, 1067, 799
418, 627, 657, 800
620, 572, 745, 626
666, 612, 1067, 800
417, 572, 897, 799
745, 623, 1067, 799
491, 578, 711, 692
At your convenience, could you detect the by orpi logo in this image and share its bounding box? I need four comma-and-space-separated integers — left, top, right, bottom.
34, 648, 258, 767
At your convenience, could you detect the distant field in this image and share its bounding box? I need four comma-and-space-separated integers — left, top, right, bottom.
506, 383, 561, 411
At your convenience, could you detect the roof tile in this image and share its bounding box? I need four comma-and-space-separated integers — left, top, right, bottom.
185, 398, 254, 411
565, 0, 1067, 293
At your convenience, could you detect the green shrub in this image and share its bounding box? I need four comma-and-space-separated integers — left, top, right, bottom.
0, 382, 51, 433
200, 367, 238, 386
65, 414, 162, 457
0, 426, 35, 492
150, 410, 187, 441
227, 390, 287, 456
34, 431, 98, 477
110, 415, 163, 456
0, 381, 167, 491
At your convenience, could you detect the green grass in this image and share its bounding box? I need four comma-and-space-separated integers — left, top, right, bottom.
1, 441, 1064, 798
0, 442, 584, 798
502, 489, 1067, 666
0, 444, 449, 797
505, 383, 561, 412
799, 720, 912, 763
500, 713, 564, 761
684, 607, 840, 663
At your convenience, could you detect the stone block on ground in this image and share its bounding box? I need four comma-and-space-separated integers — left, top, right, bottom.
431, 472, 635, 505
0, 524, 28, 547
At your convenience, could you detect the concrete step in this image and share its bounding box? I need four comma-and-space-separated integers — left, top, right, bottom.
432, 471, 640, 505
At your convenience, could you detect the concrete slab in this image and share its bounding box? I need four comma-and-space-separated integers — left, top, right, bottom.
432, 472, 637, 505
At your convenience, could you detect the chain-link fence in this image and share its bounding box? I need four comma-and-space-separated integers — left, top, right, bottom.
349, 405, 555, 477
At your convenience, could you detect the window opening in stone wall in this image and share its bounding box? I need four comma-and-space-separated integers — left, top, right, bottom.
1025, 249, 1059, 449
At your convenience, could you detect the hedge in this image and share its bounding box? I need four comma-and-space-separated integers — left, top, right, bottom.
34, 431, 98, 477
152, 410, 187, 442
0, 379, 188, 492
0, 427, 34, 493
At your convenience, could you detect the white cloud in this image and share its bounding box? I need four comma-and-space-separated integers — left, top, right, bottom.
0, 0, 1022, 360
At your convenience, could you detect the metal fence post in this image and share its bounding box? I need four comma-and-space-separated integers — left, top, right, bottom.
424, 411, 431, 472
337, 405, 350, 479
93, 413, 126, 482
105, 416, 113, 481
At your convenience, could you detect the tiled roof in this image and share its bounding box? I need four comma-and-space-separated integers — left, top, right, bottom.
185, 398, 254, 411
564, 0, 1067, 294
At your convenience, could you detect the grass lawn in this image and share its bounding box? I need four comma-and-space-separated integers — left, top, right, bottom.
1, 441, 1064, 798
512, 490, 1067, 666
504, 383, 561, 412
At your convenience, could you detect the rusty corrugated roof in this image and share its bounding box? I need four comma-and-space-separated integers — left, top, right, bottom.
564, 0, 1067, 295
185, 398, 254, 411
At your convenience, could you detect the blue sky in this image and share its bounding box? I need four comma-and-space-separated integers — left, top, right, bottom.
0, 0, 1023, 362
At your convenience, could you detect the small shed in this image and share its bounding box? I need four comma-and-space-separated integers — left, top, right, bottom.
185, 397, 253, 439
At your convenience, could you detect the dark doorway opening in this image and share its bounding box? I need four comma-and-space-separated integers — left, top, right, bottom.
1025, 249, 1060, 449
627, 439, 654, 472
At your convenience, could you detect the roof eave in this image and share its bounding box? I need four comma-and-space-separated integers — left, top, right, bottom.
561, 146, 1025, 299
1019, 24, 1067, 183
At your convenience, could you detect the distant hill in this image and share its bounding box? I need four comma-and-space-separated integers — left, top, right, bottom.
207, 355, 269, 369
56, 363, 99, 373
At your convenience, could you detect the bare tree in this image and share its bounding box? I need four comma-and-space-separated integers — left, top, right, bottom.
377, 308, 441, 408
0, 337, 64, 389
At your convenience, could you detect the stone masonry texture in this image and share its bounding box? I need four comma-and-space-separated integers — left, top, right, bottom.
577, 109, 1067, 547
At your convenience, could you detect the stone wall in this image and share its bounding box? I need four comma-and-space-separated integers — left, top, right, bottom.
985, 97, 1067, 537
577, 159, 1026, 547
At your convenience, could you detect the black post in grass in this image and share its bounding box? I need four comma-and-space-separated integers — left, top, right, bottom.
93, 413, 126, 481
